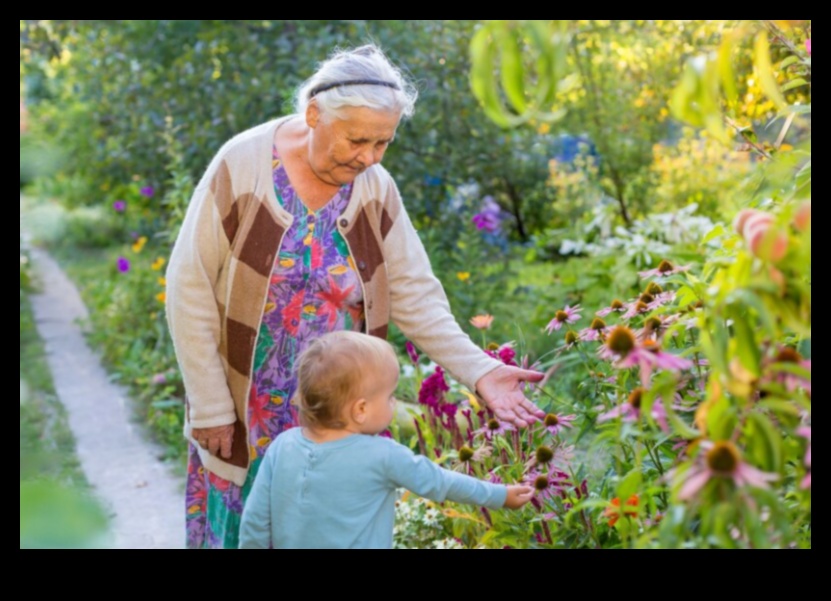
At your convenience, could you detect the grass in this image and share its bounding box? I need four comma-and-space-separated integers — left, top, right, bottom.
20, 292, 86, 485
20, 283, 109, 548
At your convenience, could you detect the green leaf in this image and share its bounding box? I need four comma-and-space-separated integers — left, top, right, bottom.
754, 31, 788, 110
730, 307, 761, 376
745, 412, 783, 473
717, 33, 739, 107
617, 468, 642, 501
495, 22, 528, 114
781, 78, 809, 92
706, 395, 737, 442
702, 224, 726, 245
779, 55, 801, 69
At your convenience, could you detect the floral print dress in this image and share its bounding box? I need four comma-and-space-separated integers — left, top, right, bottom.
185, 146, 365, 549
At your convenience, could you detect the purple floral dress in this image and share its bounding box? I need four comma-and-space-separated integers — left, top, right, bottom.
185, 146, 365, 549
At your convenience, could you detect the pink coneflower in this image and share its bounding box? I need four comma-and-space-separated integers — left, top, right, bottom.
405, 341, 419, 364
597, 299, 627, 318
771, 347, 811, 396
601, 329, 693, 384
545, 305, 582, 333
579, 317, 610, 342
672, 440, 778, 501
117, 257, 131, 274
470, 314, 494, 330
525, 444, 575, 472
524, 471, 567, 502
562, 330, 580, 350
622, 299, 653, 320
454, 445, 492, 472
798, 427, 811, 490
475, 418, 515, 441
639, 259, 691, 280
597, 387, 671, 433
541, 413, 576, 437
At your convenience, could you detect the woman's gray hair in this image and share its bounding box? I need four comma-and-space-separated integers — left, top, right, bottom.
295, 44, 418, 120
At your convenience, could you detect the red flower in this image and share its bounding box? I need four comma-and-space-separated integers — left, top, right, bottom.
282, 290, 305, 336
316, 276, 355, 329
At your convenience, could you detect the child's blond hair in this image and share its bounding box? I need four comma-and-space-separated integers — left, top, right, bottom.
295, 331, 398, 429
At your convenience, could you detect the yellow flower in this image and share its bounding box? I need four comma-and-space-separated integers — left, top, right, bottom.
157, 277, 167, 287
132, 236, 148, 254
155, 292, 166, 304
151, 257, 166, 271
457, 272, 471, 282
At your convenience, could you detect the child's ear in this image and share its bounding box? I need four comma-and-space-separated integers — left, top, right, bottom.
352, 398, 368, 424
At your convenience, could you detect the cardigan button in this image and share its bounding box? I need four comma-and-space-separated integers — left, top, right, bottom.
358, 261, 367, 271
339, 218, 349, 228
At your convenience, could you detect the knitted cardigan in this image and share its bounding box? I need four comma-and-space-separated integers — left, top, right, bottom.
165, 116, 502, 485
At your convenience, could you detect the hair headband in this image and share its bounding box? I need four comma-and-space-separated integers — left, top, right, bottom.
309, 79, 400, 98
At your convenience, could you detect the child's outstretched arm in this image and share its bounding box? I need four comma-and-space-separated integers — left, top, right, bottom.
239, 452, 275, 549
384, 440, 532, 510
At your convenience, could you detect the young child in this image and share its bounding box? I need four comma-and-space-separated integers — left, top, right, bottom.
239, 330, 533, 549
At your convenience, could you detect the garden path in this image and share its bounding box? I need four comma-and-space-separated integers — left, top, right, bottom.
28, 247, 185, 549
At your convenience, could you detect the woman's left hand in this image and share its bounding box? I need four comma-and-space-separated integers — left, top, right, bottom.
475, 365, 546, 428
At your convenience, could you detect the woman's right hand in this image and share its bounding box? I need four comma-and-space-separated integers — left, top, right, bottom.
192, 424, 235, 459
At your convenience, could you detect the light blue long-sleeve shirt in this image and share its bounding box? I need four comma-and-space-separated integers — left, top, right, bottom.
239, 428, 507, 549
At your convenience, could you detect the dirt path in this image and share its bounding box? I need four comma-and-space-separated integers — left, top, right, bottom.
29, 248, 185, 549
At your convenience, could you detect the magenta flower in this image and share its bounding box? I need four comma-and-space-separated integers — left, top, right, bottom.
113, 200, 127, 213
638, 259, 691, 280
140, 186, 155, 198
541, 413, 576, 437
474, 418, 515, 441
798, 427, 811, 490
596, 299, 627, 318
418, 366, 449, 410
405, 341, 419, 364
117, 257, 131, 273
671, 440, 778, 501
151, 373, 167, 386
806, 39, 811, 57
471, 196, 503, 234
545, 304, 582, 333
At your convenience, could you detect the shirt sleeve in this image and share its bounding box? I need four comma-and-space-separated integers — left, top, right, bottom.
165, 159, 237, 429
381, 177, 503, 392
384, 440, 507, 510
239, 443, 275, 549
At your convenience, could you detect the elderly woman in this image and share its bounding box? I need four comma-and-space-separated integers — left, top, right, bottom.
166, 44, 543, 549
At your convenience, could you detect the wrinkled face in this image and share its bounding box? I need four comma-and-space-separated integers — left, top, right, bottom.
306, 104, 400, 186
359, 355, 400, 435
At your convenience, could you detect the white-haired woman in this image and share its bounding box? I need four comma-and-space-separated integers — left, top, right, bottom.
166, 44, 543, 549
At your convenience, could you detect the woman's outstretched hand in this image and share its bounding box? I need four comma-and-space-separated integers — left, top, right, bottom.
192, 424, 235, 459
475, 365, 545, 428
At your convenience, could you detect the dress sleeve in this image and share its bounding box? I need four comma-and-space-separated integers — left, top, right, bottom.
381, 177, 503, 392
383, 440, 506, 510
165, 159, 237, 429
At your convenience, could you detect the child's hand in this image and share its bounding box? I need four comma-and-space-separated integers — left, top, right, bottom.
504, 485, 535, 509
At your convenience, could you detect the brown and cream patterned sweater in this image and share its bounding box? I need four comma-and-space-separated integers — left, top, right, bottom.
166, 116, 502, 485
